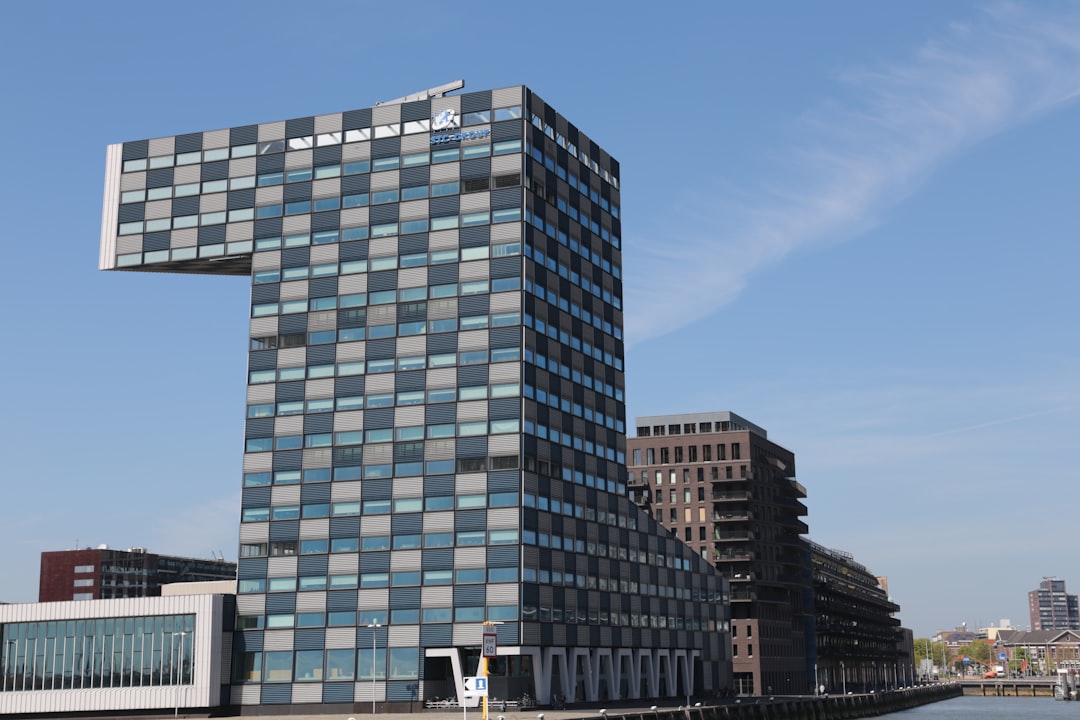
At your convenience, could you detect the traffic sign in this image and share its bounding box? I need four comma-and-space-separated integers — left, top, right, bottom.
464, 676, 488, 698
483, 632, 498, 658
998, 653, 1007, 661
962, 656, 970, 665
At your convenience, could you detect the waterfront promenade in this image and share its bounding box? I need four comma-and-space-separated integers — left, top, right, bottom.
71, 684, 961, 720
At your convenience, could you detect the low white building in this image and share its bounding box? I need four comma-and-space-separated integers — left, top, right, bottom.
0, 587, 231, 716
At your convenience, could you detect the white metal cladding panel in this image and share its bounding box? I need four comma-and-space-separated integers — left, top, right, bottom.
400, 133, 429, 153
453, 624, 486, 647
357, 588, 389, 607
426, 367, 456, 387
491, 222, 521, 242
457, 330, 490, 351
456, 472, 487, 493
427, 298, 457, 319
361, 515, 390, 534
486, 584, 518, 604
389, 549, 421, 570
394, 405, 424, 427
308, 310, 337, 331
295, 591, 326, 612
425, 439, 454, 459
339, 272, 367, 293
313, 177, 341, 197
486, 508, 519, 529
335, 342, 365, 362
331, 481, 362, 501
324, 627, 356, 648
369, 236, 398, 257
327, 554, 359, 574
342, 141, 371, 160
119, 169, 146, 190
333, 410, 365, 432
227, 221, 254, 241
370, 169, 400, 192
310, 243, 339, 263
488, 362, 520, 383
429, 162, 460, 183
243, 452, 272, 472
148, 136, 174, 156
491, 154, 521, 175
372, 103, 401, 124
396, 335, 426, 356
397, 266, 427, 288
302, 448, 332, 467
455, 400, 488, 421
388, 625, 419, 646
99, 144, 122, 270
264, 630, 295, 651
239, 522, 269, 542
271, 485, 302, 505
293, 683, 322, 703
284, 148, 313, 169
278, 346, 306, 367
428, 228, 459, 250
282, 214, 311, 234
252, 250, 281, 270
246, 380, 275, 402
459, 193, 490, 213
117, 236, 142, 254
423, 511, 453, 532
230, 156, 257, 176
458, 259, 490, 280
488, 291, 521, 313
364, 373, 394, 393
400, 199, 429, 220
256, 185, 284, 204
492, 86, 524, 107
174, 164, 200, 184
201, 192, 227, 213
314, 112, 343, 133
487, 435, 519, 456
267, 556, 298, 577
204, 128, 229, 149
299, 518, 329, 538
274, 415, 304, 435
365, 442, 391, 464
421, 586, 452, 605
233, 683, 262, 704
454, 547, 486, 566
305, 377, 335, 398
144, 199, 172, 219
236, 594, 265, 614
367, 300, 397, 324
280, 279, 309, 300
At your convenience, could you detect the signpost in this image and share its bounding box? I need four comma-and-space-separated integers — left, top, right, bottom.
483, 633, 498, 659
464, 676, 488, 697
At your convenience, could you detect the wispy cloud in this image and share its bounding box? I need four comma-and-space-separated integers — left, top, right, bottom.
624, 2, 1080, 346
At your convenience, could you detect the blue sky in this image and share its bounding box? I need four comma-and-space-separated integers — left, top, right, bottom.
1, 1, 1077, 638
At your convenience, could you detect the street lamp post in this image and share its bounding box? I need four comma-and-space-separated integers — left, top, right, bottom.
367, 624, 382, 714
171, 631, 187, 718
481, 621, 504, 720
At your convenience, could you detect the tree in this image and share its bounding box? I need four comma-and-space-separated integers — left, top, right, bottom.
957, 640, 993, 669
914, 638, 950, 675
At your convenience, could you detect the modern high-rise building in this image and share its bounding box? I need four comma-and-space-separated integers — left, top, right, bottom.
39, 546, 236, 602
627, 412, 811, 696
1029, 578, 1080, 631
97, 83, 731, 713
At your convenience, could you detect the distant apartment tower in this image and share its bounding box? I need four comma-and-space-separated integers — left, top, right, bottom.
809, 541, 904, 692
39, 547, 237, 602
1029, 578, 1080, 631
627, 412, 811, 696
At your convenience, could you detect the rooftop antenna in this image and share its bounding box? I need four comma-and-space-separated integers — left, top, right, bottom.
377, 79, 465, 106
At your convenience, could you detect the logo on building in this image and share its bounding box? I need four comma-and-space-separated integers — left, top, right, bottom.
432, 109, 456, 131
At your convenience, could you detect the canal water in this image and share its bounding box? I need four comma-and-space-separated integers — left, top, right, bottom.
881, 694, 1073, 718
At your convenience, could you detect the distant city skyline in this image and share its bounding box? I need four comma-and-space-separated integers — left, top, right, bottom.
1, 1, 1079, 641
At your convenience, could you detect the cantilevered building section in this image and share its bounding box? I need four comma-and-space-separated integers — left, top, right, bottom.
627, 412, 810, 697
99, 84, 731, 713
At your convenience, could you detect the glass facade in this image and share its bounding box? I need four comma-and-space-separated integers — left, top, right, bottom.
1, 615, 194, 692
101, 85, 731, 709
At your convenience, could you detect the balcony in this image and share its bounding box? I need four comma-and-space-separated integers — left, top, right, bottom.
712, 511, 749, 522
711, 491, 751, 503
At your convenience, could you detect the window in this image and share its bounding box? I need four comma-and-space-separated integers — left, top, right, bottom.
732, 443, 741, 460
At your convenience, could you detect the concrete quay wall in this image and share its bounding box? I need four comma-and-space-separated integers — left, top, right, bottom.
608, 685, 961, 720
